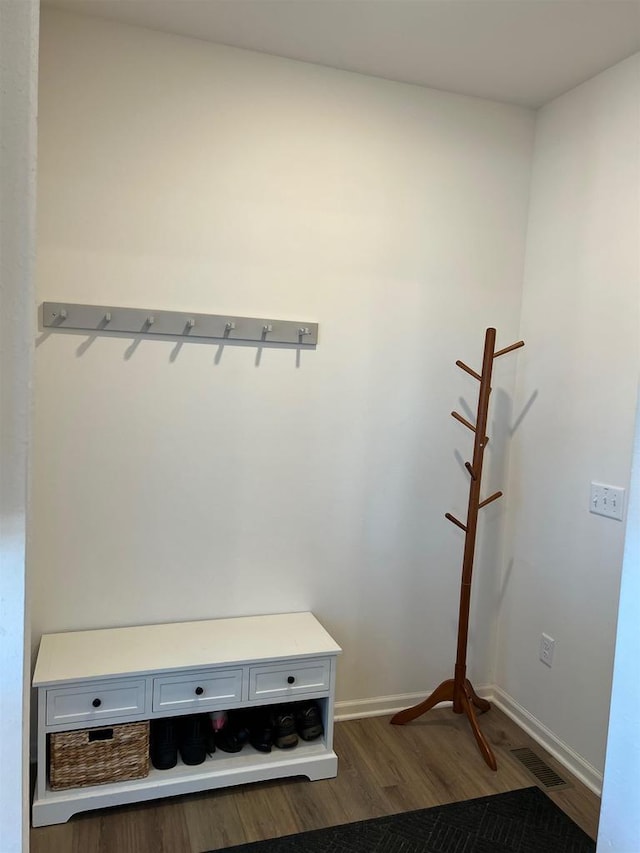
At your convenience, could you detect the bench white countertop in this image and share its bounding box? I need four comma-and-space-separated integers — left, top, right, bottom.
33, 611, 342, 687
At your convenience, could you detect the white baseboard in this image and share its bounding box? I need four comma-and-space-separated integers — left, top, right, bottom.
334, 684, 602, 797
334, 685, 492, 722
488, 685, 602, 796
334, 692, 434, 721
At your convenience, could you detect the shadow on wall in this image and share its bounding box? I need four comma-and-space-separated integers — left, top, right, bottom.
466, 385, 538, 676
36, 326, 312, 367
510, 389, 539, 436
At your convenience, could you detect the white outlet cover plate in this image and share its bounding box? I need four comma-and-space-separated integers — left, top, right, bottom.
590, 482, 625, 520
540, 633, 555, 667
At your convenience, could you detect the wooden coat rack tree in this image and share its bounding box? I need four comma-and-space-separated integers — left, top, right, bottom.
391, 327, 524, 770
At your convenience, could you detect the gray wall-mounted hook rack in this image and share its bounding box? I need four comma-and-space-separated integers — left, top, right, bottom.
42, 303, 319, 346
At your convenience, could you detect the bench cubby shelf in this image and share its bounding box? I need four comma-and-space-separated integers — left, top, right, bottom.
32, 612, 341, 827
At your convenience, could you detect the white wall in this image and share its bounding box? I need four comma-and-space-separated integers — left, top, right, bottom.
0, 2, 38, 850
33, 9, 534, 704
497, 54, 640, 782
598, 389, 640, 850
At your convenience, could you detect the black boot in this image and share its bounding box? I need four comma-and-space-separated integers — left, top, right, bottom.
248, 709, 274, 753
178, 714, 208, 766
150, 717, 178, 770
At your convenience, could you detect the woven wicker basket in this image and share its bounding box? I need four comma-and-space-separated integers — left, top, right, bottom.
49, 721, 149, 790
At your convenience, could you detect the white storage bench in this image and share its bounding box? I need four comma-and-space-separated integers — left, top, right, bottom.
32, 611, 341, 827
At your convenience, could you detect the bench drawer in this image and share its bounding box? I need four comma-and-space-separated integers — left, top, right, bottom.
152, 668, 243, 713
46, 679, 146, 726
249, 659, 331, 702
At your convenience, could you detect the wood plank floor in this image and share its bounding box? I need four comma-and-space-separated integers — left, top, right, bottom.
30, 706, 600, 853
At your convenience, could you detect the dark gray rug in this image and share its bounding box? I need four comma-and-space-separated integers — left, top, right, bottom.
215, 786, 595, 853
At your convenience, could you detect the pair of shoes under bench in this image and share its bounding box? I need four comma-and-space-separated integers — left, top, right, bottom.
270, 701, 324, 749
150, 714, 211, 769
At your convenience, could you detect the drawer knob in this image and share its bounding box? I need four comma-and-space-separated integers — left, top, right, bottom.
195, 686, 204, 696
92, 698, 102, 708
287, 676, 295, 685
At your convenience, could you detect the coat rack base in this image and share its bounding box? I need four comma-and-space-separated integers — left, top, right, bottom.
390, 675, 497, 771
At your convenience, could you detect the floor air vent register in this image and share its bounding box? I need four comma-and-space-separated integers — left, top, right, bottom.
510, 747, 571, 790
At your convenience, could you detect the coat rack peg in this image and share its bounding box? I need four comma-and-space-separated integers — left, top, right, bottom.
445, 512, 467, 532
493, 340, 524, 359
456, 360, 481, 381
451, 411, 476, 433
392, 327, 524, 773
478, 490, 503, 509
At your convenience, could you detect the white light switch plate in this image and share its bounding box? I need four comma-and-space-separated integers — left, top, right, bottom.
590, 482, 625, 520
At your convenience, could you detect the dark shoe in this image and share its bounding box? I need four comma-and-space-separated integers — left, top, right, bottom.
272, 707, 298, 749
248, 709, 273, 753
295, 701, 324, 741
178, 714, 208, 766
204, 716, 217, 757
215, 710, 250, 754
150, 717, 178, 770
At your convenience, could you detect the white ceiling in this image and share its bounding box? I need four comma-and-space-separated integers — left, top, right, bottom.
45, 0, 640, 107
